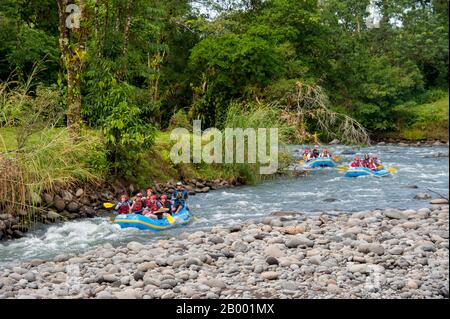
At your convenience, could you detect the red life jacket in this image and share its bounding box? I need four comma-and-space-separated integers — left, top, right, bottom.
131, 201, 143, 212
146, 200, 159, 212
118, 202, 130, 214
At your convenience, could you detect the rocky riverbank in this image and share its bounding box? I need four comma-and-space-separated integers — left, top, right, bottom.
0, 204, 448, 299
0, 178, 234, 241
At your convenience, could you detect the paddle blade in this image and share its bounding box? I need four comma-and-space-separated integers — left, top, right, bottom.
103, 202, 114, 209
337, 166, 349, 171
333, 156, 342, 161
387, 167, 397, 173
167, 214, 175, 224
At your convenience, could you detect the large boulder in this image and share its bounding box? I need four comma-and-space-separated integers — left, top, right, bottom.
66, 201, 80, 213
414, 192, 432, 200
53, 198, 66, 212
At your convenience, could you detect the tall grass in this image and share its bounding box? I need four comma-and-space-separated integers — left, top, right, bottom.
0, 63, 107, 219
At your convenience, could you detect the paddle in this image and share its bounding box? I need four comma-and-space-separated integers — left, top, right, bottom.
387, 167, 397, 173
103, 202, 114, 209
332, 155, 342, 161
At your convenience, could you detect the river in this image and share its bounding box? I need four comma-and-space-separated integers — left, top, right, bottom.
0, 144, 448, 266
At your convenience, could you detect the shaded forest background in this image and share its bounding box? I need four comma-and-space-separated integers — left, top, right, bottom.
0, 0, 448, 187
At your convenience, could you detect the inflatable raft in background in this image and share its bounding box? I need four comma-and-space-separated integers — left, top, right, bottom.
345, 167, 391, 178
306, 158, 337, 168
114, 206, 191, 231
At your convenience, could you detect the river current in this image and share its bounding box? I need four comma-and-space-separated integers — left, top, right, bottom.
1, 145, 448, 266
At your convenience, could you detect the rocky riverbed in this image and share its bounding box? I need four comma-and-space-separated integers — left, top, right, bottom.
0, 177, 234, 241
0, 204, 448, 299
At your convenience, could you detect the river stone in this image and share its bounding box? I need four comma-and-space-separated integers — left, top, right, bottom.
96, 291, 114, 299
283, 225, 306, 235
127, 241, 145, 252
388, 247, 404, 255
430, 198, 448, 205
265, 245, 285, 258
209, 236, 224, 244
384, 209, 407, 220
53, 199, 66, 212
285, 236, 314, 248
414, 193, 432, 200
185, 257, 202, 267
266, 257, 279, 265
114, 289, 137, 299
406, 279, 419, 290
369, 243, 385, 255
66, 201, 80, 213
204, 279, 226, 289
347, 264, 368, 274
61, 190, 74, 202
261, 271, 279, 280
43, 193, 54, 204
231, 241, 248, 252
75, 188, 84, 197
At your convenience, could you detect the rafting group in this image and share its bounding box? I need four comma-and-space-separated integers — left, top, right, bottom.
299, 146, 396, 177
108, 182, 192, 231
114, 182, 188, 219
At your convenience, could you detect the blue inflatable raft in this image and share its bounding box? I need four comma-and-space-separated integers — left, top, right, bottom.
345, 167, 391, 178
306, 158, 337, 168
114, 206, 191, 231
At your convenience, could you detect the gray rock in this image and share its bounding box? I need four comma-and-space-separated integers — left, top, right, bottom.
231, 241, 248, 252
265, 245, 285, 258
127, 241, 145, 252
414, 193, 432, 200
430, 198, 448, 205
185, 257, 202, 267
209, 236, 224, 244
384, 209, 407, 220
266, 257, 279, 265
53, 199, 66, 212
75, 188, 84, 197
369, 243, 385, 256
96, 291, 114, 299
261, 271, 279, 280
66, 201, 80, 213
285, 236, 313, 248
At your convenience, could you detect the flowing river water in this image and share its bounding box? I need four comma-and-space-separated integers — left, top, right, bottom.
0, 145, 448, 266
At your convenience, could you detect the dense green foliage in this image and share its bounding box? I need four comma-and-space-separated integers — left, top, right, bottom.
1, 1, 448, 166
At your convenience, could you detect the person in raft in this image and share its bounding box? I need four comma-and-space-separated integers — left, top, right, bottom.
312, 145, 320, 158
173, 182, 189, 200
115, 195, 131, 214
349, 157, 361, 168
159, 194, 172, 214
130, 193, 144, 213
143, 195, 162, 219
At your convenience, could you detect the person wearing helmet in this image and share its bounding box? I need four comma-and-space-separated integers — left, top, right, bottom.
154, 194, 172, 219
115, 195, 131, 214
350, 156, 361, 168
172, 191, 186, 214
362, 153, 371, 168
143, 195, 162, 218
303, 149, 310, 161
312, 145, 320, 158
159, 194, 172, 211
130, 193, 144, 213
173, 182, 188, 201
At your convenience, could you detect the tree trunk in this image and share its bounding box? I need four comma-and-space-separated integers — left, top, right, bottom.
57, 0, 87, 139
122, 0, 134, 74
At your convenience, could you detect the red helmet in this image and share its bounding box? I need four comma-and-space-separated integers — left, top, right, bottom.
121, 195, 129, 200
136, 193, 143, 197
150, 195, 157, 200
161, 194, 168, 200
147, 188, 153, 193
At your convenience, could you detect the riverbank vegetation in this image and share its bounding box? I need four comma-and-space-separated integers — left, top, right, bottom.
1, 0, 448, 215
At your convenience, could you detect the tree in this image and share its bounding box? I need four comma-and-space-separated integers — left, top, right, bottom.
57, 0, 88, 138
